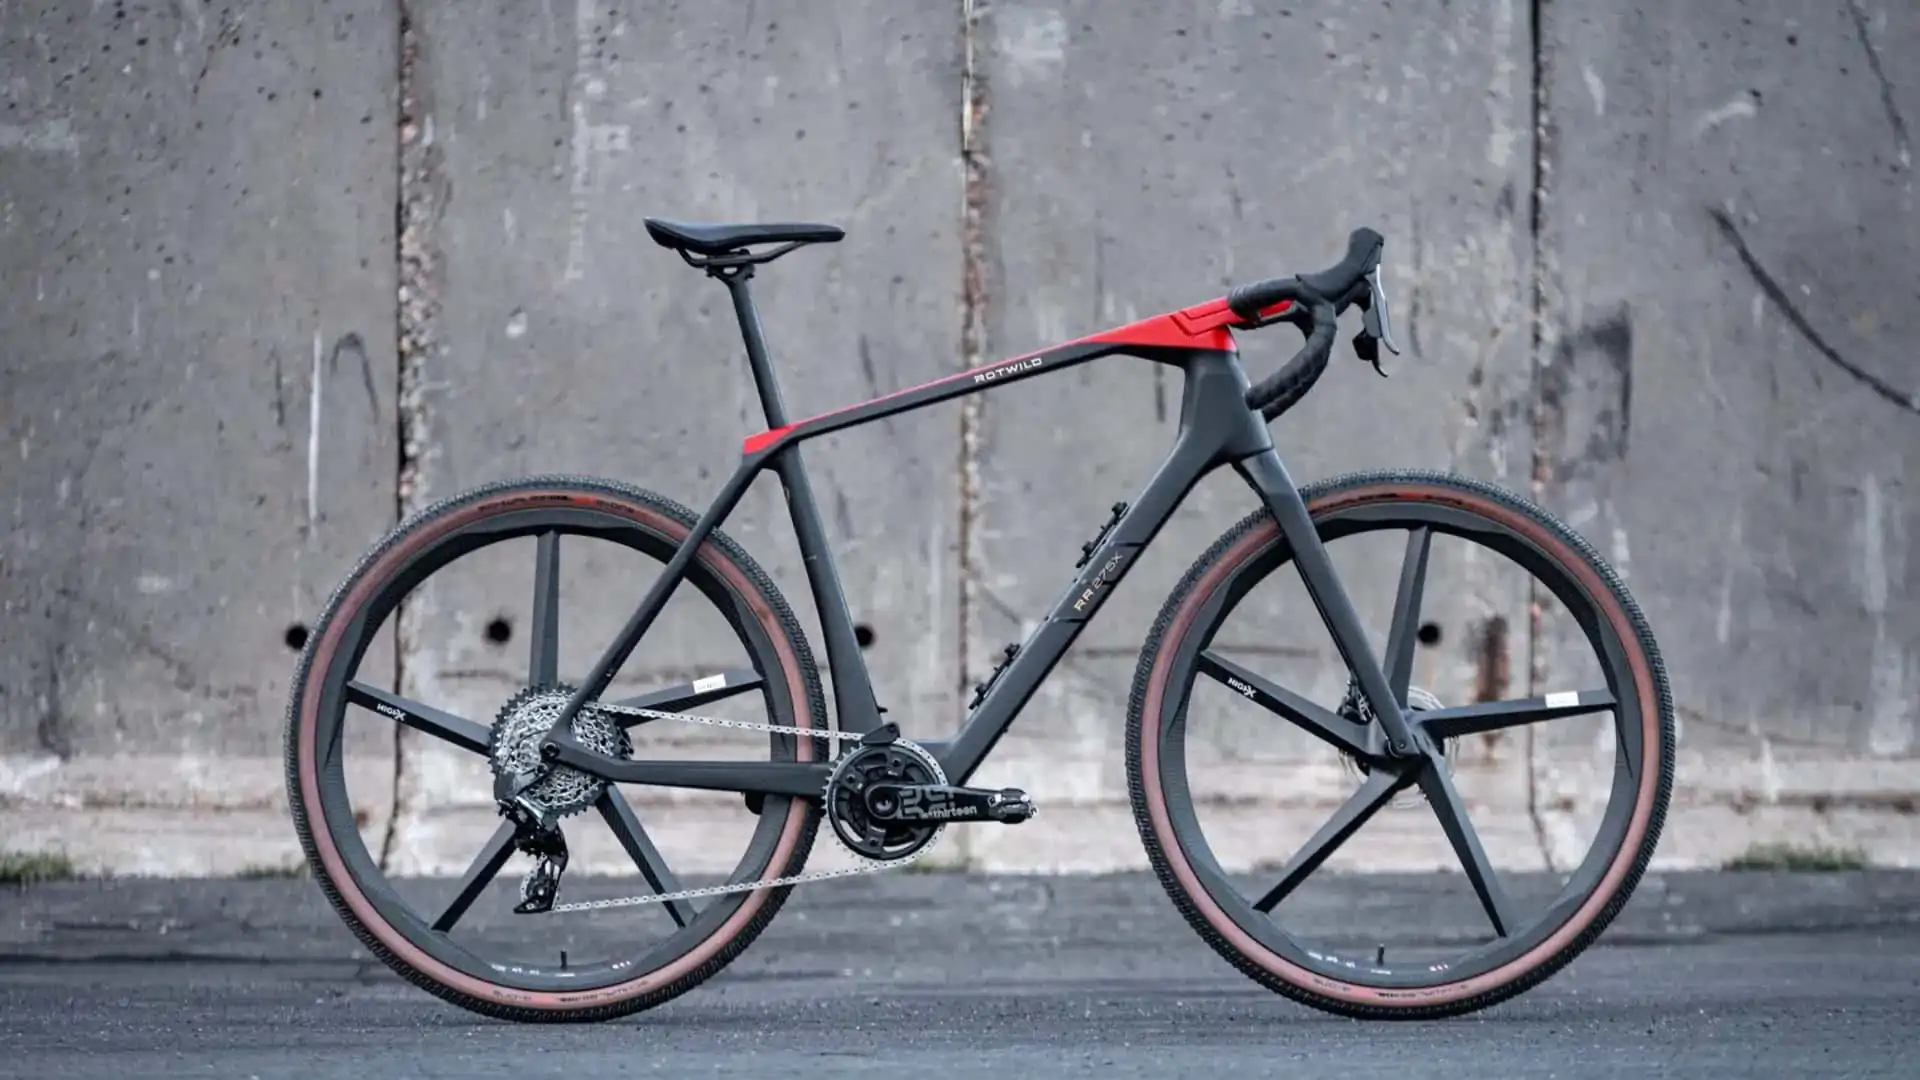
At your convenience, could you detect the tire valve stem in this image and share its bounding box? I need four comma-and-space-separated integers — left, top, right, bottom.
1375, 945, 1385, 966
560, 950, 568, 970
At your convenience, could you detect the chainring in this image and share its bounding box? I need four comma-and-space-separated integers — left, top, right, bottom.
824, 739, 948, 861
487, 685, 632, 819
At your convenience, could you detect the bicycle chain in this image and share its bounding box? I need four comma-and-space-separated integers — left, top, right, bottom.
542, 700, 944, 914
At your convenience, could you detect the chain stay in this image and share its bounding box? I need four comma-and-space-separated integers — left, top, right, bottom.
542, 699, 943, 914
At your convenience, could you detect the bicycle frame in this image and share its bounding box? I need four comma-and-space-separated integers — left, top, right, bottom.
537, 269, 1420, 798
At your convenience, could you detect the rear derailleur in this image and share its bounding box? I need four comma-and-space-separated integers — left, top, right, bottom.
500, 794, 570, 915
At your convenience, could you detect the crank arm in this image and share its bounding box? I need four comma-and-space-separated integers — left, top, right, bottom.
863, 783, 1036, 825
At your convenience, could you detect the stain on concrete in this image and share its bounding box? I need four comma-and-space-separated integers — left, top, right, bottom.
1471, 614, 1513, 708
1536, 304, 1634, 477
190, 8, 246, 101
324, 332, 378, 420
34, 642, 71, 761
270, 347, 287, 431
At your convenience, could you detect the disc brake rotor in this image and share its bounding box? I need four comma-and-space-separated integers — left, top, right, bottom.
1339, 684, 1448, 809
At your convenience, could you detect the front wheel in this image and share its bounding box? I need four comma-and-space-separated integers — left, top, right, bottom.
1127, 469, 1674, 1019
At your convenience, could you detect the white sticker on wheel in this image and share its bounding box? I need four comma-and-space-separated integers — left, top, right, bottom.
692, 674, 728, 694
1543, 690, 1580, 709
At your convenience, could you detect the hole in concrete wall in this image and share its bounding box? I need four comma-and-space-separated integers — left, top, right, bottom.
853, 623, 876, 649
284, 623, 310, 651
485, 616, 514, 645
1416, 621, 1442, 647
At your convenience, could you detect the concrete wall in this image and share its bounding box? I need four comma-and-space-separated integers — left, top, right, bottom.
1, 1, 400, 873
2, 0, 1914, 876
1535, 0, 1920, 867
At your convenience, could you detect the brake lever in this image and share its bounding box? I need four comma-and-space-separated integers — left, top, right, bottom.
1353, 330, 1386, 376
1352, 264, 1401, 377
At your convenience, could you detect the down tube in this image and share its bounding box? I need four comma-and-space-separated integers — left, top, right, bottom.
934, 356, 1274, 785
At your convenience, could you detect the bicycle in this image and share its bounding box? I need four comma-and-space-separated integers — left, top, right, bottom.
285, 217, 1673, 1023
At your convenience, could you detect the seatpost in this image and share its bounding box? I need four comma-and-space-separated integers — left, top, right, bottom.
718, 268, 792, 428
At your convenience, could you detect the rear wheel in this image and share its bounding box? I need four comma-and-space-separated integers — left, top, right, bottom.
1127, 470, 1673, 1019
285, 476, 825, 1023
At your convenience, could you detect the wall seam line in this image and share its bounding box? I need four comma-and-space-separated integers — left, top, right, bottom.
1523, 0, 1557, 876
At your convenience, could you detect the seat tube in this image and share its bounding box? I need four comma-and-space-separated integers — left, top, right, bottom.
716, 270, 887, 736
723, 272, 792, 428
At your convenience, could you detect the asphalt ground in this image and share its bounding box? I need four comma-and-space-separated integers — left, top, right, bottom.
3, 870, 1917, 1078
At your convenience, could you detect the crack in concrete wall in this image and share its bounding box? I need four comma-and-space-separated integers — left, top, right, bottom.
956, 0, 990, 711
1707, 206, 1918, 416
1523, 0, 1559, 875
1845, 0, 1912, 173
384, 0, 446, 873
953, 0, 992, 870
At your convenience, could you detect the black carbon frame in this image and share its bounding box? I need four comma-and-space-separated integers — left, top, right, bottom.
532, 271, 1420, 799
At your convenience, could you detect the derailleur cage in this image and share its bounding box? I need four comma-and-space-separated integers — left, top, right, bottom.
503, 795, 571, 915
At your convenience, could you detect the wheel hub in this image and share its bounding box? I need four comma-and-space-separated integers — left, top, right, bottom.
824, 739, 947, 861
1338, 683, 1449, 808
487, 685, 631, 819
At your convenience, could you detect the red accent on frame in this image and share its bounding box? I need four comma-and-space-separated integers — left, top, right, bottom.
1169, 296, 1293, 335
1078, 311, 1236, 351
742, 425, 796, 454
739, 301, 1254, 454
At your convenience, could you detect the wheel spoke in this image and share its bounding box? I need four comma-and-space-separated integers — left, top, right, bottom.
597, 790, 697, 928
430, 821, 517, 932
1382, 526, 1432, 702
1252, 767, 1413, 913
609, 669, 766, 727
1417, 755, 1516, 936
1198, 651, 1372, 757
346, 681, 489, 754
530, 531, 561, 687
547, 738, 831, 797
1419, 689, 1617, 740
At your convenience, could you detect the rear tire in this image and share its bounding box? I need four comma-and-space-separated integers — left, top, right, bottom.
1126, 469, 1674, 1019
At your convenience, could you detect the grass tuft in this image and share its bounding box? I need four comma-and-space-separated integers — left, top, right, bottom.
234, 861, 311, 880
0, 850, 79, 885
1722, 842, 1871, 872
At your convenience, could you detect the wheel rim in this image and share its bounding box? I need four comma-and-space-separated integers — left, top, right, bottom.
1140, 485, 1664, 996
295, 495, 816, 996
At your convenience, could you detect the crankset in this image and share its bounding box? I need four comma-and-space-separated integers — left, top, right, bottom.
859, 781, 1036, 824
487, 700, 1047, 916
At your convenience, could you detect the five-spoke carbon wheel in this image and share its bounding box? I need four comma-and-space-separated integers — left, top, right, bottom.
284, 476, 826, 1023
1127, 470, 1674, 1019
